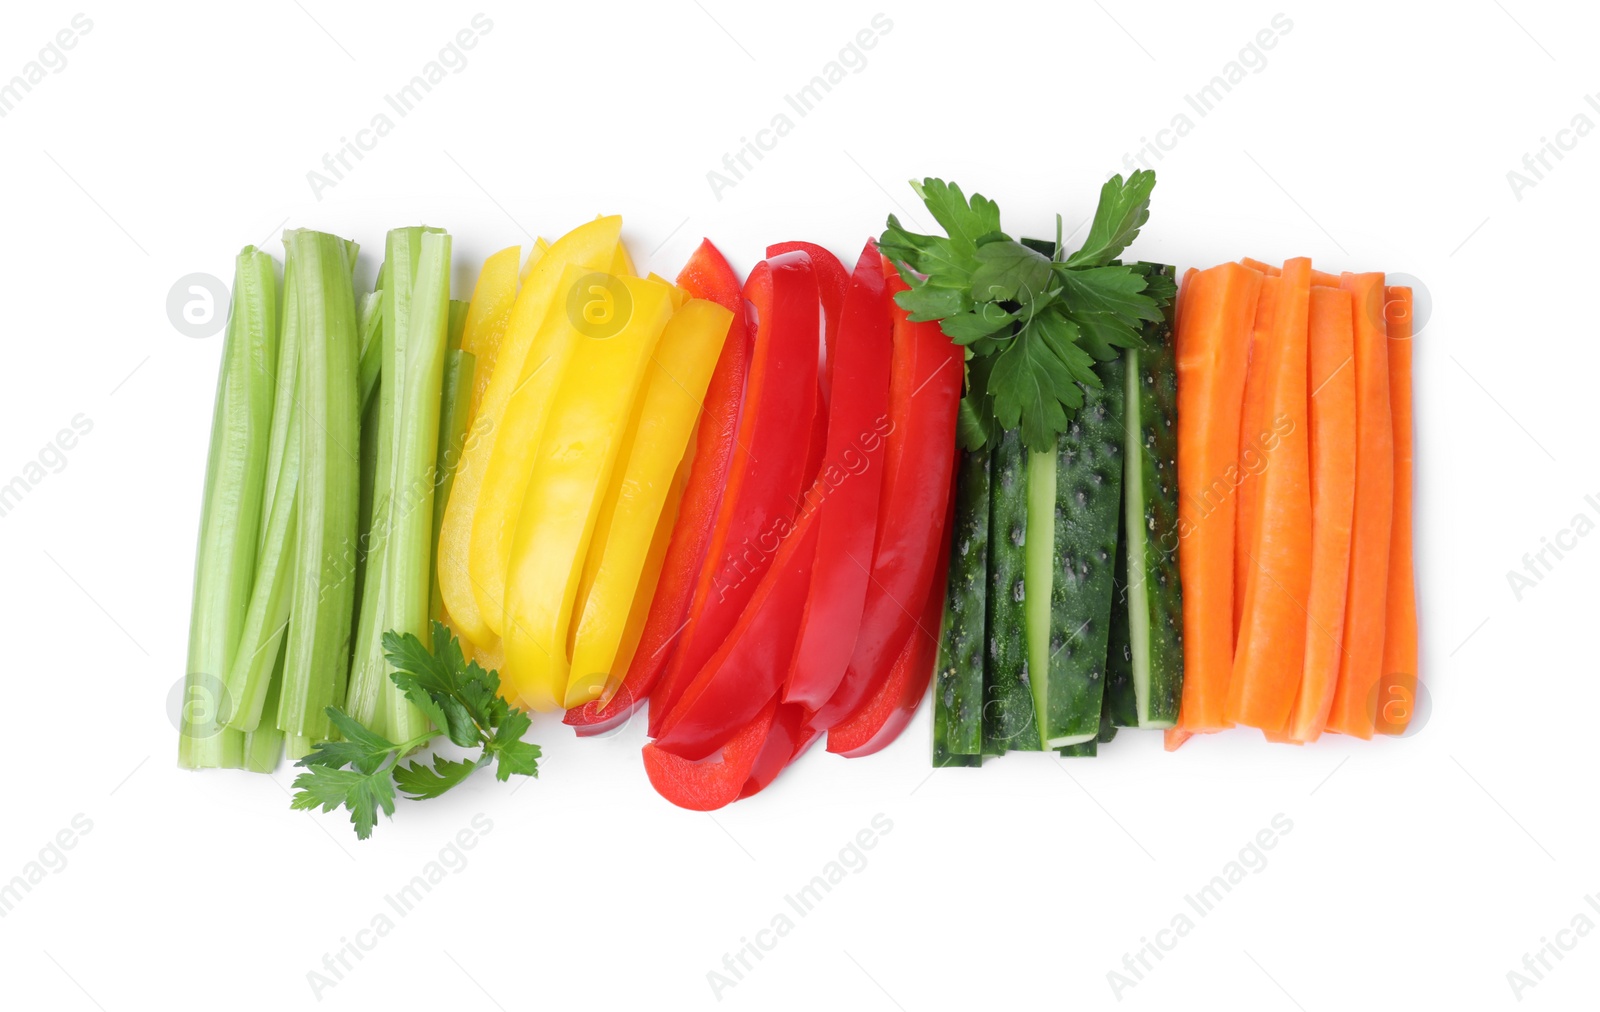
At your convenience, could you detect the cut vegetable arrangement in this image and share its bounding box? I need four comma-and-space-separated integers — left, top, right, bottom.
179, 169, 1422, 832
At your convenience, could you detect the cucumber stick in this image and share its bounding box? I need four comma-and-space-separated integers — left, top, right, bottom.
1117, 263, 1184, 727
984, 428, 1038, 752
1026, 357, 1127, 748
934, 448, 989, 766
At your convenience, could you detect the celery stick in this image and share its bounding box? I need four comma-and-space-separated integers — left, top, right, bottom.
180, 246, 277, 769
347, 228, 450, 740
431, 346, 475, 622
224, 245, 304, 732
381, 229, 452, 742
278, 230, 361, 741
357, 290, 383, 410
448, 298, 469, 352
242, 645, 286, 773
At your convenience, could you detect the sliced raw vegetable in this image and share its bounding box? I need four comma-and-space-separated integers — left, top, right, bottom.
277, 229, 361, 743
983, 427, 1039, 752
1326, 272, 1395, 738
502, 275, 675, 710
643, 697, 779, 811
1228, 258, 1312, 730
783, 240, 895, 710
1174, 263, 1261, 732
1233, 273, 1280, 641
740, 703, 820, 799
181, 245, 276, 767
933, 448, 989, 762
431, 344, 475, 624
1377, 285, 1418, 735
1286, 283, 1356, 741
1029, 357, 1125, 748
1113, 264, 1185, 727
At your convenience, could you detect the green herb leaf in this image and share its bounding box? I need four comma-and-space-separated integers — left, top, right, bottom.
290, 764, 397, 841
298, 708, 399, 775
488, 709, 542, 782
1063, 171, 1157, 268
909, 178, 1002, 255
970, 241, 1053, 304
394, 755, 483, 800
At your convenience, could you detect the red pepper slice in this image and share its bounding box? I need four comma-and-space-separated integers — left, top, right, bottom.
650, 506, 822, 760
739, 702, 820, 800
781, 240, 895, 710
827, 492, 954, 757
564, 239, 752, 735
810, 256, 963, 730
643, 696, 778, 811
768, 242, 846, 495
648, 252, 821, 735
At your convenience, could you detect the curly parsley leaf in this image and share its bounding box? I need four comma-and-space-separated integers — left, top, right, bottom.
290, 623, 541, 839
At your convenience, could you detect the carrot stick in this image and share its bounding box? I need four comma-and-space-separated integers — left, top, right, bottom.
1312, 269, 1342, 288
1175, 262, 1261, 731
1241, 257, 1280, 276
1324, 273, 1394, 738
1285, 285, 1357, 741
1227, 258, 1312, 730
1375, 286, 1417, 734
1233, 274, 1281, 643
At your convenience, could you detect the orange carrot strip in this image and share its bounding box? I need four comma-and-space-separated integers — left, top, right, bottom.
1312, 269, 1342, 288
1286, 285, 1357, 741
1241, 257, 1280, 276
1325, 273, 1394, 738
1175, 263, 1261, 731
1233, 274, 1281, 643
1227, 258, 1312, 730
1375, 286, 1417, 734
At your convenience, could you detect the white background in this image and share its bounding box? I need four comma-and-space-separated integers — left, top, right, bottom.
0, 1, 1592, 1009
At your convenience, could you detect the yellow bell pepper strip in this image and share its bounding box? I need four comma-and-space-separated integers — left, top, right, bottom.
612, 238, 636, 278
519, 235, 552, 285
437, 215, 621, 645
613, 437, 695, 693
566, 298, 734, 707
501, 274, 676, 710
461, 245, 520, 419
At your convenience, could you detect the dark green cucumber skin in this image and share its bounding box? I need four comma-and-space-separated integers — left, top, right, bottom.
1057, 738, 1096, 758
984, 428, 1039, 753
1105, 499, 1137, 726
1128, 264, 1185, 725
934, 448, 990, 765
1040, 357, 1127, 744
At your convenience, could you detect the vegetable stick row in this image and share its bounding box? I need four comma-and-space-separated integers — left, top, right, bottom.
1173, 257, 1417, 744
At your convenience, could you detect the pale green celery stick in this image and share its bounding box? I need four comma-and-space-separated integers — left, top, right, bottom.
430, 346, 476, 622
242, 644, 286, 773
180, 246, 276, 769
278, 230, 361, 741
284, 733, 315, 761
224, 245, 304, 732
381, 228, 452, 742
357, 290, 383, 410
447, 298, 469, 352
347, 228, 452, 741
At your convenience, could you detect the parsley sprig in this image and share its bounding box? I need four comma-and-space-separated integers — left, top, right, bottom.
289, 621, 541, 839
878, 171, 1175, 452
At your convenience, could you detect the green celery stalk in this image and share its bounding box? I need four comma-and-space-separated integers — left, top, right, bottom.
277, 229, 362, 742
242, 645, 286, 773
357, 290, 383, 410
224, 243, 304, 733
430, 344, 475, 622
381, 229, 452, 742
346, 227, 451, 741
180, 246, 277, 769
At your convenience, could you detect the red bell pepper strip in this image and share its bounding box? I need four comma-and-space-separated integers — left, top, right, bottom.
827, 491, 953, 757
809, 255, 963, 730
650, 506, 822, 760
643, 696, 778, 811
564, 240, 752, 736
781, 240, 895, 710
739, 702, 820, 800
768, 242, 846, 494
648, 252, 821, 735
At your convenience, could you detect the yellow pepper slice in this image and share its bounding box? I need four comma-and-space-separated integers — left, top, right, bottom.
461, 245, 521, 432
501, 274, 676, 710
611, 238, 635, 278
438, 216, 621, 646
610, 432, 695, 692
564, 298, 733, 707
518, 236, 551, 286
